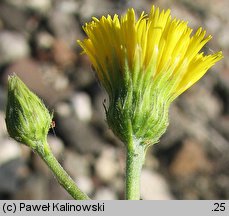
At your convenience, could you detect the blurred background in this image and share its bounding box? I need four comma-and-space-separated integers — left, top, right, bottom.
0, 0, 228, 200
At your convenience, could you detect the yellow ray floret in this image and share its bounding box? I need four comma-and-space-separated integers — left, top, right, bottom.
78, 5, 223, 100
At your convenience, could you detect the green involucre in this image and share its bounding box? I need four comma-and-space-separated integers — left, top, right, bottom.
106, 59, 170, 148
5, 75, 52, 153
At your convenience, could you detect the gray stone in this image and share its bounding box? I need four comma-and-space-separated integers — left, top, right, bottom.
95, 147, 119, 183
170, 6, 200, 28
111, 176, 124, 196
48, 177, 72, 199
0, 138, 22, 166
205, 15, 221, 34
215, 117, 229, 140
71, 92, 92, 122
55, 101, 72, 117
0, 86, 6, 110
0, 2, 28, 31
41, 63, 70, 91
218, 23, 229, 48
13, 174, 49, 199
0, 111, 7, 138
55, 113, 104, 154
126, 0, 155, 12
48, 135, 65, 158
35, 31, 54, 50
25, 0, 52, 14
55, 0, 80, 15
181, 86, 222, 122
49, 10, 82, 46
71, 64, 97, 89
76, 175, 94, 196
79, 0, 114, 22
33, 153, 51, 177
0, 31, 30, 64
6, 0, 27, 8
94, 187, 117, 200
63, 150, 91, 178
0, 159, 27, 194
140, 169, 173, 200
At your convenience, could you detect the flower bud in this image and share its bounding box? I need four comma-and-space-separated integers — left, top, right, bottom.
5, 75, 52, 152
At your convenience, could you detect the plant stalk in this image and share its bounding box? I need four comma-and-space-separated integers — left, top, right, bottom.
125, 139, 145, 200
37, 141, 90, 200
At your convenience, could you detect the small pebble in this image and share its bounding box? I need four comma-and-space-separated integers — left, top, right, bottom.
71, 92, 92, 122
64, 150, 90, 177
0, 111, 7, 138
76, 175, 94, 195
36, 32, 54, 50
56, 0, 80, 15
0, 139, 22, 166
94, 187, 117, 200
141, 169, 173, 200
95, 147, 119, 183
26, 0, 51, 14
48, 135, 65, 158
55, 102, 72, 117
0, 31, 30, 64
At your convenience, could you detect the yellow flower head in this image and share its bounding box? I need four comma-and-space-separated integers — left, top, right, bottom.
78, 6, 223, 146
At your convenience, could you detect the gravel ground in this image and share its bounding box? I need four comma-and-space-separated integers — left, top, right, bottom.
0, 0, 228, 200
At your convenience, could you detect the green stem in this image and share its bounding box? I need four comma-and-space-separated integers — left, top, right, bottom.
125, 139, 145, 200
37, 141, 90, 200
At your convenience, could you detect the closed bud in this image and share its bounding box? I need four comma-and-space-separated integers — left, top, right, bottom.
5, 75, 52, 152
